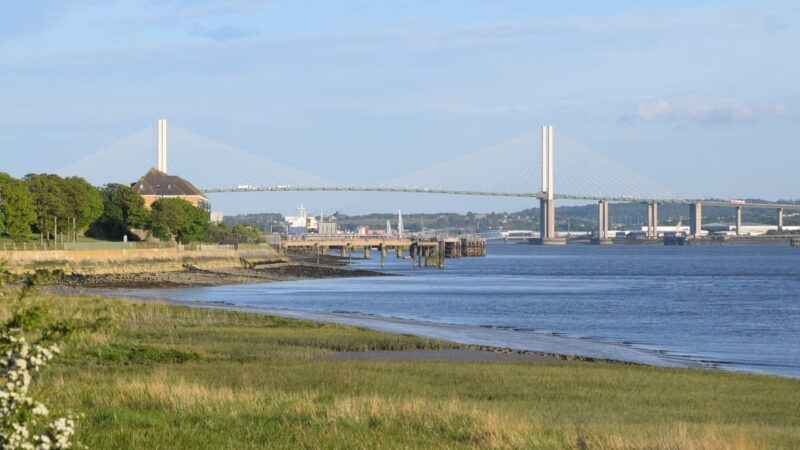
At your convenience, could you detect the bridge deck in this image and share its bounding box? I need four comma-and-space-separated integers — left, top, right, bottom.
202, 186, 800, 210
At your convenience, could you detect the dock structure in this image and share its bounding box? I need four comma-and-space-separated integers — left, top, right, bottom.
280, 236, 485, 267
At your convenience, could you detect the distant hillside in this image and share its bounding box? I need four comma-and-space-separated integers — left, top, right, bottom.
225, 199, 800, 233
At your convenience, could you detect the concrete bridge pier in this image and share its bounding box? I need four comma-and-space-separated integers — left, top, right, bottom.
648, 202, 659, 238
736, 206, 743, 236
539, 198, 549, 239
690, 202, 703, 237
778, 208, 784, 232
363, 246, 370, 259
396, 246, 403, 258
340, 246, 346, 257
592, 201, 612, 245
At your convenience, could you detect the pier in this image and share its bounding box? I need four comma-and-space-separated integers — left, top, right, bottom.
280, 236, 486, 268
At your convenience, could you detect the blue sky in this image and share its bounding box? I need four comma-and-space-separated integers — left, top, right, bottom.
1, 1, 798, 215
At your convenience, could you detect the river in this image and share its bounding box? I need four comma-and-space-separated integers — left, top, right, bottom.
110, 243, 800, 377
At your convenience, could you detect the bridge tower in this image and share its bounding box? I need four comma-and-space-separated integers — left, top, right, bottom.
537, 125, 565, 245
157, 118, 168, 173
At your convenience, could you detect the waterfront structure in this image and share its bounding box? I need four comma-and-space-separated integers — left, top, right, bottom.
397, 210, 404, 238
132, 168, 210, 210
285, 205, 317, 234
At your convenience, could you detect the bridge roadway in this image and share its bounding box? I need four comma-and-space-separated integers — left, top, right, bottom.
202, 186, 800, 210
205, 186, 799, 243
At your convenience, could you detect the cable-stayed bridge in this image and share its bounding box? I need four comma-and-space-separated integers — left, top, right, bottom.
59, 119, 797, 243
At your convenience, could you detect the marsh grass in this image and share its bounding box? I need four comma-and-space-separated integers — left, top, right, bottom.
9, 294, 800, 449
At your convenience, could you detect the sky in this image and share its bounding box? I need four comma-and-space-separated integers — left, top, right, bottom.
0, 0, 798, 216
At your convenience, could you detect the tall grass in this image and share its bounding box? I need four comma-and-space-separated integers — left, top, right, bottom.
11, 294, 800, 449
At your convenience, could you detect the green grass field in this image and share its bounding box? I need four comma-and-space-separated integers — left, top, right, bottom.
9, 294, 800, 449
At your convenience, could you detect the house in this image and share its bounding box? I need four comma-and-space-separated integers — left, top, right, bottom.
132, 168, 210, 210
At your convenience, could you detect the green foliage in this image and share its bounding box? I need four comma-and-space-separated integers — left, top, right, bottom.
0, 173, 37, 240
150, 198, 210, 243
224, 213, 284, 232
24, 173, 104, 237
88, 183, 150, 240
24, 174, 68, 235
62, 176, 104, 231
0, 270, 87, 449
202, 222, 263, 244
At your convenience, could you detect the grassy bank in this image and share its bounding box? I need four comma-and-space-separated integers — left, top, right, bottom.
10, 294, 800, 449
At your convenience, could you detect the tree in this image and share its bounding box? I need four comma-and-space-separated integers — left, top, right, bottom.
231, 223, 262, 243
24, 174, 68, 237
62, 176, 103, 232
24, 174, 104, 239
0, 173, 37, 240
88, 184, 149, 240
150, 198, 210, 243
201, 222, 262, 244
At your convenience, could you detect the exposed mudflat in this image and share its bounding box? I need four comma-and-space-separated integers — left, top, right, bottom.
52, 263, 387, 289
320, 349, 575, 363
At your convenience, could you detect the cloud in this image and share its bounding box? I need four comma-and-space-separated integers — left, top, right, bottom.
638, 99, 672, 121
686, 103, 791, 124
686, 104, 753, 123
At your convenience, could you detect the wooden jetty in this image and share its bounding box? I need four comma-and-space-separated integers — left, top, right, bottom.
280, 236, 486, 268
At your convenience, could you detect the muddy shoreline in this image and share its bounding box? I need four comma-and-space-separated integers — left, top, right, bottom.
51, 259, 389, 289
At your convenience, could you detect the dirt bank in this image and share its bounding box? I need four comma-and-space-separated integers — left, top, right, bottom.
51, 262, 388, 289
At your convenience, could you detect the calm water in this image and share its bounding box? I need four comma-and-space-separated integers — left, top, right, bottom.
117, 244, 800, 377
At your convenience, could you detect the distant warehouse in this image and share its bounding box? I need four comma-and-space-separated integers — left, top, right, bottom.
132, 168, 210, 211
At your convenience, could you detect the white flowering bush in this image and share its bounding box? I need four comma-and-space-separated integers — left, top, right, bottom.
0, 269, 83, 449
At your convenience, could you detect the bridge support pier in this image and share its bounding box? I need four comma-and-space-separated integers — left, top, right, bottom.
778, 208, 784, 232
690, 202, 703, 238
736, 206, 743, 236
363, 246, 370, 259
647, 202, 659, 238
592, 201, 612, 245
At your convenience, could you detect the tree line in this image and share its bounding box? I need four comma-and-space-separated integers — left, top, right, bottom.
0, 173, 262, 244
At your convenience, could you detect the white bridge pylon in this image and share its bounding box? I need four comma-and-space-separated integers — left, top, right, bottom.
58, 119, 681, 203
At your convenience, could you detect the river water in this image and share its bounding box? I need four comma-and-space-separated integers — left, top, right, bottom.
113, 243, 800, 377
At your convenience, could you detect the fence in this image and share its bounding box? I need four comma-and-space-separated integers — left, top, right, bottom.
177, 244, 237, 251
0, 241, 236, 253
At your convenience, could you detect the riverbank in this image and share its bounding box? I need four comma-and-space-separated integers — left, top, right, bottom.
3, 245, 387, 288
23, 293, 800, 449
107, 298, 704, 368
51, 261, 385, 288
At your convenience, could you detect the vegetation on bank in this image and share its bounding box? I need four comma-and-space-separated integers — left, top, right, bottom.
0, 173, 264, 245
3, 293, 797, 449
